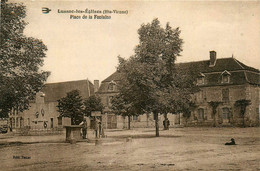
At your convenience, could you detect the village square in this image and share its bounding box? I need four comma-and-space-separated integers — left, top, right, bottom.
1, 0, 260, 170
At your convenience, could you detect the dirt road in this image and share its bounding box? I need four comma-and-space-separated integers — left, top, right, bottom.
0, 127, 259, 170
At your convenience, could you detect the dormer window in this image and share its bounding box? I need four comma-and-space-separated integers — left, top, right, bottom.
197, 73, 205, 85
221, 70, 231, 84
108, 80, 116, 91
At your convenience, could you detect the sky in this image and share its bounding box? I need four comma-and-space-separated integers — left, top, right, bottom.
9, 0, 260, 84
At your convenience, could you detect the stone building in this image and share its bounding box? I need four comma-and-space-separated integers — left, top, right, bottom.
187, 51, 259, 127
97, 51, 260, 128
97, 72, 121, 129
9, 79, 94, 133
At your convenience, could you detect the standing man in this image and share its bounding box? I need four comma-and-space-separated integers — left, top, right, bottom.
98, 120, 102, 138
166, 118, 170, 130
163, 118, 170, 130
80, 118, 88, 139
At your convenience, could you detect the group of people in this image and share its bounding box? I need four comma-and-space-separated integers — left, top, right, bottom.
79, 118, 103, 139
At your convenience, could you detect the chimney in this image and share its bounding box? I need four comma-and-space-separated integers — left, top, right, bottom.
94, 80, 99, 93
209, 51, 217, 67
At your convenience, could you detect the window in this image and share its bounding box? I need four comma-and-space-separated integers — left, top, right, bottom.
58, 116, 62, 125
16, 118, 19, 127
203, 91, 207, 101
222, 108, 230, 120
133, 115, 138, 121
108, 96, 114, 106
27, 118, 30, 126
222, 88, 229, 102
108, 81, 116, 91
197, 73, 205, 85
50, 118, 53, 128
20, 117, 23, 128
221, 70, 231, 83
198, 108, 204, 120
222, 75, 229, 83
197, 77, 204, 85
108, 83, 114, 91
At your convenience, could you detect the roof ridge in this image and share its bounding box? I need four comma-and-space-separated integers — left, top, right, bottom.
232, 58, 260, 72
45, 79, 93, 85
232, 58, 245, 69
243, 71, 249, 83
176, 57, 233, 65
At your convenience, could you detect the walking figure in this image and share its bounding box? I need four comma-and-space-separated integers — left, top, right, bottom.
80, 118, 88, 139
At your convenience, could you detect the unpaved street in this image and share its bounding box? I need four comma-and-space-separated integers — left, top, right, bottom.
0, 127, 259, 171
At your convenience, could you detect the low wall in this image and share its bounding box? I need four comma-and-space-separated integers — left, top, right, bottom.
13, 127, 65, 136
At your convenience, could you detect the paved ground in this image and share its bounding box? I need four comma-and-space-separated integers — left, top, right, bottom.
0, 127, 259, 171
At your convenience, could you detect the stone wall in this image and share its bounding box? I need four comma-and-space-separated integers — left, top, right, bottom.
190, 84, 259, 127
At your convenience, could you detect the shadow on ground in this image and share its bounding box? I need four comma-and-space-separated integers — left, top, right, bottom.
108, 134, 182, 139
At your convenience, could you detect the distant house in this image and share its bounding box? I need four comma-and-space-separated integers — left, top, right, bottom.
97, 51, 260, 128
96, 72, 122, 129
9, 79, 95, 132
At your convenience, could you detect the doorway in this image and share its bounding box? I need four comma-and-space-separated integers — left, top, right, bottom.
50, 118, 53, 128
107, 114, 117, 129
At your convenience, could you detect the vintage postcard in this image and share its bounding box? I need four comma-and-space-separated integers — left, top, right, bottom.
1, 0, 259, 170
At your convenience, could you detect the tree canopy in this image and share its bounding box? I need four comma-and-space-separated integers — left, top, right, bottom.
0, 0, 50, 117
57, 90, 84, 125
235, 99, 251, 127
208, 101, 223, 127
116, 19, 197, 136
111, 93, 137, 129
83, 95, 104, 117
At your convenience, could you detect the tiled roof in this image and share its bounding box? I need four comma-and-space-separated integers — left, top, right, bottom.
177, 57, 259, 73
102, 72, 122, 83
245, 71, 260, 85
99, 57, 259, 89
177, 57, 259, 86
41, 80, 94, 102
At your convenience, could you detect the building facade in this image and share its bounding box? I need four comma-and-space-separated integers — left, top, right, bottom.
97, 51, 260, 128
9, 79, 95, 133
187, 51, 260, 127
97, 72, 121, 129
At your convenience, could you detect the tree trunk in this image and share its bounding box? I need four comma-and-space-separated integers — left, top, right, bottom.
146, 114, 149, 127
164, 113, 168, 119
241, 106, 245, 128
71, 116, 76, 125
242, 111, 245, 128
155, 113, 159, 137
163, 113, 167, 130
128, 115, 131, 130
71, 118, 74, 125
213, 113, 216, 127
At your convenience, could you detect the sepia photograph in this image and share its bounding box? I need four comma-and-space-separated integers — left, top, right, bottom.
0, 0, 259, 170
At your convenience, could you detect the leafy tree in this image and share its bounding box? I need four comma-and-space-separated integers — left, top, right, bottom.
181, 101, 197, 126
57, 90, 84, 125
0, 0, 50, 118
208, 101, 222, 127
235, 99, 251, 127
117, 19, 196, 136
83, 95, 104, 117
111, 94, 137, 129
